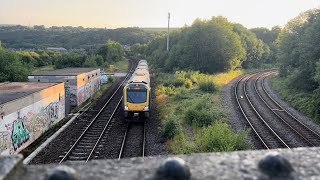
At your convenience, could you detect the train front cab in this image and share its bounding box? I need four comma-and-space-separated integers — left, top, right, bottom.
123, 83, 150, 119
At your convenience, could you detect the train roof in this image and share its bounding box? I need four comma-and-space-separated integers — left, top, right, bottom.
127, 61, 150, 85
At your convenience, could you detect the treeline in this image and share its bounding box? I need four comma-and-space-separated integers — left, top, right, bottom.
138, 16, 280, 73
0, 25, 154, 49
55, 40, 124, 69
276, 9, 320, 120
0, 40, 124, 82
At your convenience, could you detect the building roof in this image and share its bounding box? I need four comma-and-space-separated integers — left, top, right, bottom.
0, 82, 60, 105
31, 68, 100, 76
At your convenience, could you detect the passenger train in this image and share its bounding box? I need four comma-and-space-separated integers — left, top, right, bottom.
123, 60, 151, 119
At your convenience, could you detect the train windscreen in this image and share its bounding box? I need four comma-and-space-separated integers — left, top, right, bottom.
127, 88, 147, 103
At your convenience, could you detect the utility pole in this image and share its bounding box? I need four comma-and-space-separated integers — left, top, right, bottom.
167, 12, 170, 52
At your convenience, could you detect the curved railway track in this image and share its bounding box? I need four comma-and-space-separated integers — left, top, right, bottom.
235, 70, 320, 149
59, 63, 134, 163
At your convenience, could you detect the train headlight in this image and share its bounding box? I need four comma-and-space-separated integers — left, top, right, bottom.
124, 106, 129, 111
143, 106, 149, 111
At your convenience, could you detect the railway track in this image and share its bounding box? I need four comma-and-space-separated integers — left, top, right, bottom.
235, 70, 320, 149
118, 121, 146, 159
59, 62, 134, 163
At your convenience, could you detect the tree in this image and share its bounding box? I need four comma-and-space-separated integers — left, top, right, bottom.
83, 55, 98, 67
277, 8, 320, 91
98, 40, 124, 63
55, 52, 85, 69
0, 48, 30, 82
146, 16, 245, 73
233, 24, 270, 68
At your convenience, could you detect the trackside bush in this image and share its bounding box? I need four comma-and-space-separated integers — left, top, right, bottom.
162, 114, 181, 139
156, 85, 175, 96
108, 76, 115, 83
184, 79, 193, 89
194, 121, 250, 152
185, 96, 224, 127
171, 133, 195, 154
199, 79, 218, 92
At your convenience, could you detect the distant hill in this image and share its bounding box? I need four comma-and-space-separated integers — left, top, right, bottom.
0, 26, 155, 49
0, 24, 17, 27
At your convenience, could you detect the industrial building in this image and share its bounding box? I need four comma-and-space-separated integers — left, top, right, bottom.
0, 82, 65, 155
28, 68, 101, 111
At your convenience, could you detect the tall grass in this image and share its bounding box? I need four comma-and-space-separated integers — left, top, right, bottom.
194, 121, 250, 152
155, 70, 249, 154
185, 95, 225, 127
272, 76, 319, 122
162, 114, 181, 139
198, 78, 218, 93
211, 70, 243, 86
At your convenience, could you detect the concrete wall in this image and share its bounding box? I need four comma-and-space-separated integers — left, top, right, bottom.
28, 69, 100, 107
0, 83, 65, 155
76, 70, 100, 106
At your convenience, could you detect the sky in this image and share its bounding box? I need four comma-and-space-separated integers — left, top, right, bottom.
0, 0, 319, 29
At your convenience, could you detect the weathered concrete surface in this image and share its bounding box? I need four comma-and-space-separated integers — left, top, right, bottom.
0, 154, 23, 180
7, 147, 320, 179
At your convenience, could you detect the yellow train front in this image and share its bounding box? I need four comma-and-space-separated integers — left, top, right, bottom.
123, 60, 151, 119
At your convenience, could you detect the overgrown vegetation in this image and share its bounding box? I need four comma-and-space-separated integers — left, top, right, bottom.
0, 48, 31, 82
145, 16, 275, 73
0, 39, 127, 82
155, 70, 250, 154
273, 8, 320, 122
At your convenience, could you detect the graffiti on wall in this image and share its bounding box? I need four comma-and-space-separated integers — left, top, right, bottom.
11, 116, 30, 150
77, 76, 100, 106
0, 131, 10, 153
0, 95, 65, 155
45, 102, 59, 121
66, 86, 77, 106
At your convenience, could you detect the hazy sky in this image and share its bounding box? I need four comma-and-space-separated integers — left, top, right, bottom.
0, 0, 319, 28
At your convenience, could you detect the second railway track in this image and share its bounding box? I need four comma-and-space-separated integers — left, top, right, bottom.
235, 70, 320, 149
59, 63, 135, 163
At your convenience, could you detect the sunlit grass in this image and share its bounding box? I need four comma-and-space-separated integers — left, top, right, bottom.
211, 69, 243, 86
113, 58, 129, 72
32, 65, 55, 73
155, 70, 249, 154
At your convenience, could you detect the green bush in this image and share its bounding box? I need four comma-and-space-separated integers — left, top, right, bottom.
199, 79, 218, 92
108, 76, 115, 83
173, 78, 185, 87
162, 114, 181, 139
171, 133, 195, 154
173, 71, 186, 87
173, 88, 190, 100
184, 79, 193, 89
194, 121, 250, 152
185, 108, 216, 127
156, 85, 175, 96
185, 96, 223, 127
